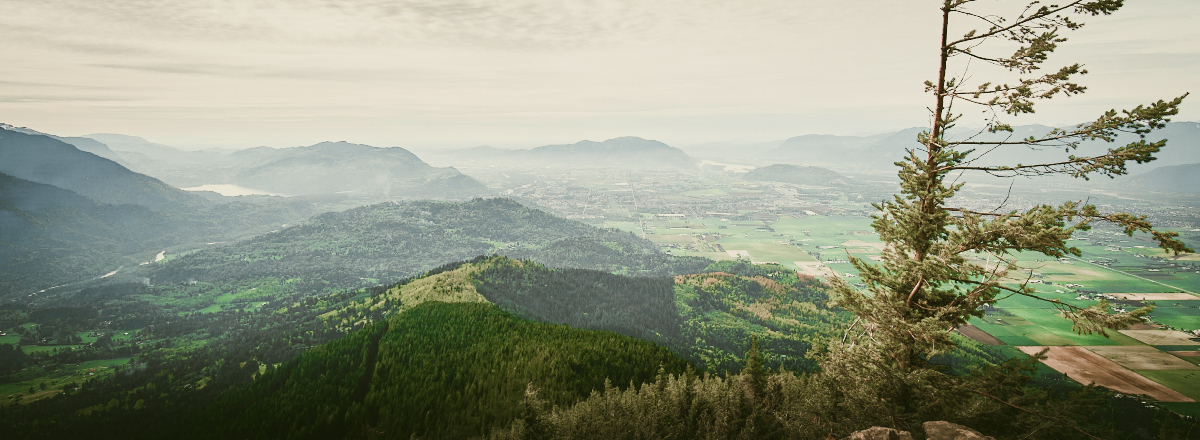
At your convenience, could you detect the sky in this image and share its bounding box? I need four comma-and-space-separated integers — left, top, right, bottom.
1, 0, 1197, 150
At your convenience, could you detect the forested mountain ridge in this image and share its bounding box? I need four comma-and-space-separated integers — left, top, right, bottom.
2, 253, 1187, 439
144, 198, 710, 293
2, 301, 691, 440
355, 256, 843, 373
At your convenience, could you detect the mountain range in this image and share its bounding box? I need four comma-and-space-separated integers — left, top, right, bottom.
78, 135, 491, 199
0, 129, 209, 212
767, 122, 1200, 177
0, 123, 129, 165
1124, 162, 1200, 195
0, 126, 314, 298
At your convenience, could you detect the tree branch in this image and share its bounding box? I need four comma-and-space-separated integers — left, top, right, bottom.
966, 389, 1103, 440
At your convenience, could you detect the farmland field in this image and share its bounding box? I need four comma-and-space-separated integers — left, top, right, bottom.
1017, 346, 1193, 402
594, 189, 1200, 409
1087, 345, 1200, 370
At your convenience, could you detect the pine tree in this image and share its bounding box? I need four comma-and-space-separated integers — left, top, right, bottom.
742, 335, 767, 398
829, 0, 1191, 373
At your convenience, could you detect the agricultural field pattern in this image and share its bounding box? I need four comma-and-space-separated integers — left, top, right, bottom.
471, 164, 1200, 417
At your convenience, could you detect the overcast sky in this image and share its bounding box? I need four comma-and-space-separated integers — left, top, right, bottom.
1, 0, 1197, 150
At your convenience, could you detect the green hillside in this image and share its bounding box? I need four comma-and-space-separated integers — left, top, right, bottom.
2, 301, 690, 440
147, 198, 709, 293
0, 172, 314, 300
3, 255, 1195, 439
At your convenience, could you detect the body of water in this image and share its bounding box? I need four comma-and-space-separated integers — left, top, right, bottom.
182, 184, 283, 197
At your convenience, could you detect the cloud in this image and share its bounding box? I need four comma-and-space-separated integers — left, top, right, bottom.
0, 0, 1195, 146
1, 0, 817, 50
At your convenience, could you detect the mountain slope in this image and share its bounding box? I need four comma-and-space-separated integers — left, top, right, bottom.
771, 127, 925, 169
0, 128, 208, 211
1, 301, 691, 440
0, 172, 314, 299
0, 123, 128, 164
1125, 162, 1200, 194
82, 133, 237, 187
0, 254, 844, 439
144, 198, 709, 293
367, 256, 837, 372
0, 173, 173, 296
226, 141, 489, 198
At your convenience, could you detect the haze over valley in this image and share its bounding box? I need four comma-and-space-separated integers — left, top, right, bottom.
4, 1, 1200, 439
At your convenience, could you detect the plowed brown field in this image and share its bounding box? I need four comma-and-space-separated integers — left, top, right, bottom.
1018, 346, 1194, 402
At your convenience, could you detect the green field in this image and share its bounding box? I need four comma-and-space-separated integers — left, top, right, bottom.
1, 357, 131, 405
1136, 369, 1200, 400
614, 214, 883, 274
21, 344, 83, 355
1146, 304, 1200, 329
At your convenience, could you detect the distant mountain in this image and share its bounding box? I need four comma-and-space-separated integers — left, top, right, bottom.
771, 121, 1200, 175
743, 164, 856, 187
423, 136, 697, 169
226, 141, 489, 198
0, 128, 209, 211
1124, 163, 1200, 195
0, 123, 128, 164
82, 133, 238, 187
771, 127, 926, 170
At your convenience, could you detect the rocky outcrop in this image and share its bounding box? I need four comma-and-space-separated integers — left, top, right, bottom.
922, 421, 995, 440
846, 426, 913, 440
844, 421, 993, 440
